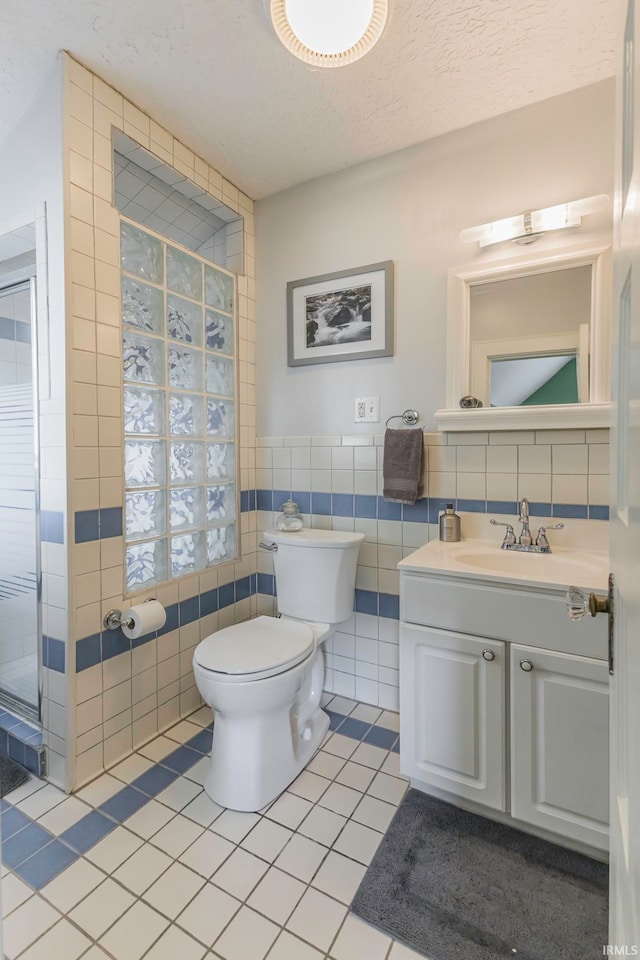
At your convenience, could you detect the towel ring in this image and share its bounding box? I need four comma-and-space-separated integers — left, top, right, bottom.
385, 409, 419, 428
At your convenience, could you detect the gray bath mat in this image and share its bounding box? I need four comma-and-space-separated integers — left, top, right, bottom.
0, 754, 29, 798
352, 789, 608, 960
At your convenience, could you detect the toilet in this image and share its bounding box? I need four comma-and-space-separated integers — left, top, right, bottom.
193, 527, 365, 811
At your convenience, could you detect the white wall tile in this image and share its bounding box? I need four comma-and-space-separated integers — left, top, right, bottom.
455, 446, 486, 472
486, 445, 517, 473
552, 474, 588, 504
552, 444, 588, 474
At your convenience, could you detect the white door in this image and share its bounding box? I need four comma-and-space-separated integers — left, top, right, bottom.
510, 644, 609, 852
399, 623, 506, 811
610, 0, 640, 945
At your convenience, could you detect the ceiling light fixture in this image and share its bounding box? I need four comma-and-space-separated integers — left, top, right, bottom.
460, 194, 610, 248
270, 0, 388, 68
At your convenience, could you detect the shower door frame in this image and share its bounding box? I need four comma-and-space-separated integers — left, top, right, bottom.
0, 276, 42, 724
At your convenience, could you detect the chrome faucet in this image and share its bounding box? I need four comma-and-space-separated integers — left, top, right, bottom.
518, 498, 532, 547
490, 497, 565, 553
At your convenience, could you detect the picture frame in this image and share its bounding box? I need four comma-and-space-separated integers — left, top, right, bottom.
287, 260, 394, 366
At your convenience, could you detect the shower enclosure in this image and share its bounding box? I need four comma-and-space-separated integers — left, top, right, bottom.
0, 278, 40, 721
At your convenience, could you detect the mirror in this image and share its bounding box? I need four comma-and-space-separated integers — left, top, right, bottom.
436, 241, 611, 431
469, 265, 591, 408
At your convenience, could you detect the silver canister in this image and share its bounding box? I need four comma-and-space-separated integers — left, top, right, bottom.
439, 503, 461, 542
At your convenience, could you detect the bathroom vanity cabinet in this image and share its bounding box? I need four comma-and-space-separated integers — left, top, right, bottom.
398, 546, 610, 855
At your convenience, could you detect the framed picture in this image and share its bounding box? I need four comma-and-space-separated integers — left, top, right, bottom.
287, 261, 394, 366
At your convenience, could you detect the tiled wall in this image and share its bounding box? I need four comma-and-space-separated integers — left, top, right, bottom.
63, 55, 258, 790
254, 427, 611, 711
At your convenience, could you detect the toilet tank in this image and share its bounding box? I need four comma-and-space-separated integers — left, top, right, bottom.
263, 528, 365, 624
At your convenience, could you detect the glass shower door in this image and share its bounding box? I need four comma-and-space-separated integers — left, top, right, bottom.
0, 280, 40, 719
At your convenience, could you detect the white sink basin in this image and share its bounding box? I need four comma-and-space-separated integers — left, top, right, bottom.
454, 549, 605, 581
398, 539, 609, 591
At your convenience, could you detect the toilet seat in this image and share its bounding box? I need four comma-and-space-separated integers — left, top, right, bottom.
193, 616, 316, 682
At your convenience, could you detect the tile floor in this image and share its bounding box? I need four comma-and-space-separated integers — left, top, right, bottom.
1, 696, 424, 960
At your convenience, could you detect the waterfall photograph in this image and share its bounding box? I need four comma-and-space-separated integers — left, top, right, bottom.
287, 261, 394, 366
305, 284, 372, 347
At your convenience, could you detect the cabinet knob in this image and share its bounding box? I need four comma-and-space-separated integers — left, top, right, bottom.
519, 659, 534, 672
482, 649, 495, 662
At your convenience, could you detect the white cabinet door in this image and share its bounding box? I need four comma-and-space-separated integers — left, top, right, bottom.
400, 623, 506, 811
511, 644, 609, 851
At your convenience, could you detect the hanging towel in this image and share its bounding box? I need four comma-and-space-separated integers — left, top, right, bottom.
383, 428, 425, 504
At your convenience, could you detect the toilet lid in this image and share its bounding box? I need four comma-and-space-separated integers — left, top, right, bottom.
194, 616, 315, 676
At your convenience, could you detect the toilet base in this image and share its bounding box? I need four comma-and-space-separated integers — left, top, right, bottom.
199, 647, 330, 812
204, 706, 330, 812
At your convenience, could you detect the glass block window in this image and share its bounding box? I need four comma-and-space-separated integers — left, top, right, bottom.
121, 219, 238, 593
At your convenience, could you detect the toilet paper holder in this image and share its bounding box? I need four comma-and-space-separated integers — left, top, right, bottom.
103, 598, 156, 631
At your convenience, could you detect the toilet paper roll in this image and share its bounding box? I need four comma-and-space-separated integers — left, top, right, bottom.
121, 600, 166, 640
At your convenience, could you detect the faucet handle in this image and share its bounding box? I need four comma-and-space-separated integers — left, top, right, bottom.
490, 519, 516, 546
535, 522, 564, 547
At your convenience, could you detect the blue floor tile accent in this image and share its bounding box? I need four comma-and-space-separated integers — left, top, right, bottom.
391, 737, 400, 753
364, 725, 398, 750
15, 839, 77, 888
326, 710, 346, 732
131, 764, 178, 797
7, 737, 26, 767
338, 717, 373, 741
99, 785, 149, 822
161, 746, 202, 775
1, 806, 31, 840
2, 822, 53, 868
186, 729, 212, 755
589, 505, 609, 521
60, 810, 117, 853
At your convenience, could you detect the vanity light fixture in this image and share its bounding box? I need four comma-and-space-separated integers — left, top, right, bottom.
270, 0, 388, 68
460, 194, 610, 248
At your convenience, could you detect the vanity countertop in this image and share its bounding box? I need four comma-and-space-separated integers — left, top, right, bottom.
398, 538, 609, 593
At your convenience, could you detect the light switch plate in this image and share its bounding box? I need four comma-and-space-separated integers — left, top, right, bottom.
355, 397, 380, 422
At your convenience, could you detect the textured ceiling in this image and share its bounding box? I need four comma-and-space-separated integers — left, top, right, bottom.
0, 0, 616, 198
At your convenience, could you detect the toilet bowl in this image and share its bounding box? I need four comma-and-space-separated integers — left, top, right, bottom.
193, 527, 364, 812
193, 616, 330, 811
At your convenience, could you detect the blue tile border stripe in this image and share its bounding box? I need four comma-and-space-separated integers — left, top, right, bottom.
253, 491, 607, 522
76, 572, 260, 672
1, 704, 398, 890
